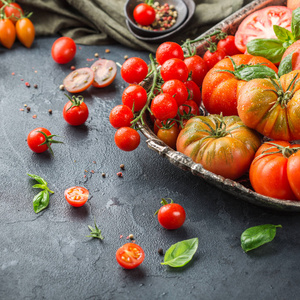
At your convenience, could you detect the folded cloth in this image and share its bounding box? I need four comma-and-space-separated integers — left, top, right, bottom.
20, 0, 244, 52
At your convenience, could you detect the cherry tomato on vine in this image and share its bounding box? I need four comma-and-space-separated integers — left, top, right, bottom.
217, 35, 241, 56
157, 123, 180, 149
183, 80, 201, 106
121, 57, 148, 84
51, 37, 76, 64
63, 95, 89, 126
133, 3, 156, 26
4, 2, 23, 24
184, 55, 208, 87
109, 105, 134, 128
161, 79, 188, 106
64, 186, 89, 207
150, 93, 178, 121
161, 58, 189, 82
178, 100, 199, 117
0, 19, 16, 49
156, 42, 184, 65
15, 18, 35, 48
63, 68, 95, 93
114, 127, 140, 151
203, 48, 227, 70
116, 243, 145, 269
122, 84, 147, 112
90, 59, 117, 88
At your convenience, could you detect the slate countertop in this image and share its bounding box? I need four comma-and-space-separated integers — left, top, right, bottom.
1, 34, 300, 300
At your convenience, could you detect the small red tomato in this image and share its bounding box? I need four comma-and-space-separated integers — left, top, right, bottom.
122, 84, 147, 112
109, 105, 134, 128
63, 68, 95, 93
161, 79, 188, 106
15, 18, 35, 48
121, 57, 148, 84
183, 81, 201, 106
157, 123, 180, 149
4, 3, 23, 24
150, 93, 178, 121
157, 200, 186, 230
178, 100, 200, 116
161, 58, 189, 82
156, 42, 184, 65
114, 127, 140, 151
64, 186, 89, 207
203, 48, 227, 70
63, 95, 89, 126
90, 59, 117, 88
116, 243, 145, 269
217, 35, 241, 56
184, 55, 208, 87
51, 37, 76, 64
133, 3, 156, 26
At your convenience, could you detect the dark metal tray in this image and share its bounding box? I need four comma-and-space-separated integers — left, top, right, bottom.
139, 0, 300, 211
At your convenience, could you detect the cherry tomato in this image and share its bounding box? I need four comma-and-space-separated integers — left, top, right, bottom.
0, 19, 16, 49
121, 57, 148, 84
150, 93, 178, 121
90, 59, 117, 88
109, 105, 134, 128
217, 35, 241, 56
63, 95, 89, 126
63, 68, 95, 93
161, 58, 189, 82
203, 48, 227, 70
178, 100, 199, 116
184, 55, 208, 87
183, 81, 201, 106
4, 3, 23, 24
133, 3, 155, 26
157, 201, 186, 230
116, 243, 145, 269
156, 42, 184, 65
15, 18, 35, 48
161, 79, 188, 106
51, 37, 76, 64
64, 186, 89, 207
122, 84, 147, 112
114, 127, 140, 151
235, 6, 292, 53
157, 123, 180, 149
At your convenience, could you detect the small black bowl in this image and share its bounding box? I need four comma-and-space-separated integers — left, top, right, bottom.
124, 0, 188, 37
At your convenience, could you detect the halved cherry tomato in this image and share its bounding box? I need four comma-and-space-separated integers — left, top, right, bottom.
4, 3, 23, 24
63, 68, 95, 93
64, 186, 89, 207
116, 243, 145, 269
90, 59, 117, 88
51, 37, 76, 64
0, 19, 16, 49
16, 18, 35, 48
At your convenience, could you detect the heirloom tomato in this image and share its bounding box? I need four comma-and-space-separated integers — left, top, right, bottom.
176, 115, 261, 180
116, 243, 145, 269
249, 141, 300, 201
202, 54, 278, 116
237, 70, 300, 141
282, 40, 300, 71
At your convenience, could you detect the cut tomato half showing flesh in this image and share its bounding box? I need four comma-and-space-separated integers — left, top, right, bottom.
64, 186, 89, 207
116, 243, 145, 269
90, 59, 117, 88
235, 6, 292, 53
63, 68, 94, 93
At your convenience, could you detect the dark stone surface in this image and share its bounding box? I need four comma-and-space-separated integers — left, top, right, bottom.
1, 37, 300, 300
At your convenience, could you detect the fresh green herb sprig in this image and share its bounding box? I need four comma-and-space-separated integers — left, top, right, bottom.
86, 220, 104, 240
27, 173, 54, 213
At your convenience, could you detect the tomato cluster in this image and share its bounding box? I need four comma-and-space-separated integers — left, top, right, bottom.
0, 1, 35, 49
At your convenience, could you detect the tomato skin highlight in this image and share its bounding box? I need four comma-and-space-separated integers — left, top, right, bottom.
157, 203, 186, 230
0, 19, 16, 49
15, 18, 35, 48
51, 37, 76, 64
27, 127, 52, 153
90, 59, 117, 88
116, 243, 145, 269
63, 101, 89, 126
64, 186, 89, 207
63, 68, 95, 93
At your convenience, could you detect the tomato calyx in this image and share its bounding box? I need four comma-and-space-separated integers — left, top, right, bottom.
154, 198, 173, 215
35, 130, 63, 156
65, 94, 85, 111
205, 39, 217, 54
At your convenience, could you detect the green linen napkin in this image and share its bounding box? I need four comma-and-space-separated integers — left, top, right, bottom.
20, 0, 244, 52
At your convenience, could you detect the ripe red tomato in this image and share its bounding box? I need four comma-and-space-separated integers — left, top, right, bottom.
133, 3, 156, 26
184, 55, 208, 87
63, 95, 89, 126
161, 58, 189, 82
64, 186, 89, 207
161, 79, 188, 106
287, 0, 300, 9
121, 57, 148, 84
235, 6, 292, 53
63, 68, 95, 93
157, 123, 180, 149
122, 84, 147, 112
116, 243, 145, 269
178, 100, 199, 117
282, 40, 300, 71
150, 93, 178, 121
156, 42, 184, 65
90, 59, 117, 88
4, 3, 23, 24
217, 35, 241, 56
114, 127, 140, 151
203, 48, 227, 70
51, 37, 76, 64
249, 141, 300, 201
0, 19, 16, 49
109, 105, 134, 128
157, 202, 186, 230
15, 18, 35, 48
183, 81, 201, 106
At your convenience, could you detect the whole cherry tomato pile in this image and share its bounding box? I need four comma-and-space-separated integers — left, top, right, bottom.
110, 4, 300, 202
0, 0, 35, 48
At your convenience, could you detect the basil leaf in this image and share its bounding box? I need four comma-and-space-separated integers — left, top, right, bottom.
161, 238, 198, 267
273, 25, 294, 43
27, 173, 47, 185
278, 52, 294, 77
247, 39, 286, 64
235, 65, 277, 81
33, 190, 50, 214
241, 224, 282, 252
292, 7, 300, 40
